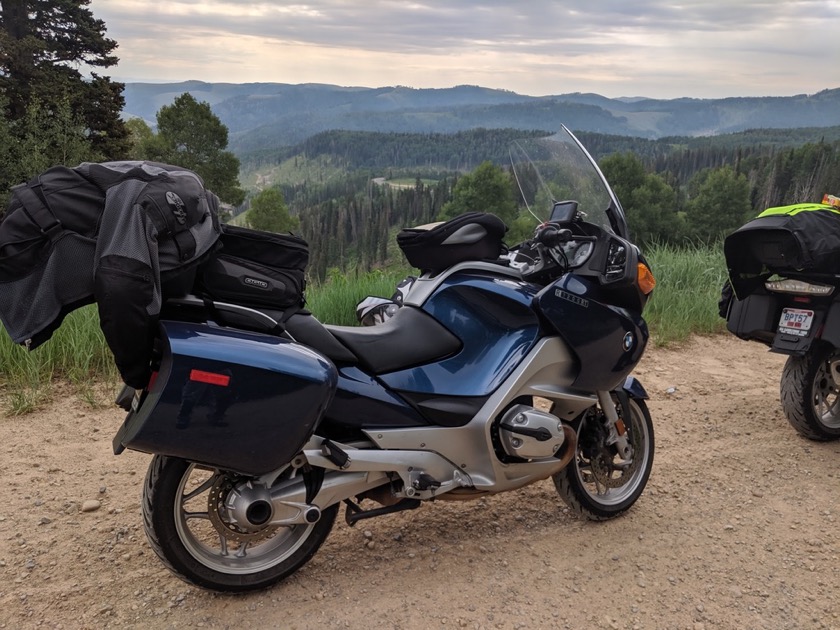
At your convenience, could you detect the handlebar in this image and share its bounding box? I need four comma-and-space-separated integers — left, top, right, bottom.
536, 224, 573, 248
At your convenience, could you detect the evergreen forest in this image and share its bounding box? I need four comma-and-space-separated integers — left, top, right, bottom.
239, 126, 840, 279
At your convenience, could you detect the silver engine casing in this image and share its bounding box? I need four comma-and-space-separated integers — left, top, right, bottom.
498, 404, 567, 459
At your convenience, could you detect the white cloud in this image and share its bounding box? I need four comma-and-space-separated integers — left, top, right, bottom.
90, 0, 840, 98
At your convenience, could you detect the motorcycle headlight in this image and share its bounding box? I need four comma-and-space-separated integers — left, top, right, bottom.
764, 278, 834, 296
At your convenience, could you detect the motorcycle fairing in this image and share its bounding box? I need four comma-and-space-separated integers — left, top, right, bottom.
536, 275, 648, 391
363, 336, 590, 493
319, 366, 430, 436
378, 271, 542, 396
304, 345, 648, 501
395, 392, 488, 427
113, 321, 337, 475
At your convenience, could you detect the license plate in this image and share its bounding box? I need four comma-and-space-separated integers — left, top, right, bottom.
778, 308, 814, 337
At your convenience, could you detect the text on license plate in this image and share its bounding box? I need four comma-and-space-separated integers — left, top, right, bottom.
778, 308, 814, 337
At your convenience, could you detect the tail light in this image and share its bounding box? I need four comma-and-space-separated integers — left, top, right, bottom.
765, 278, 833, 296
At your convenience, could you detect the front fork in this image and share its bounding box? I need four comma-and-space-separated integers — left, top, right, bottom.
598, 377, 649, 460
598, 390, 632, 459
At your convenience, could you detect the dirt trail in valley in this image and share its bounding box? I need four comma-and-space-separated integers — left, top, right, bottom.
1, 335, 840, 630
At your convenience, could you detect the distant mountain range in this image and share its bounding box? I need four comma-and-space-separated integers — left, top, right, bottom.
121, 82, 840, 156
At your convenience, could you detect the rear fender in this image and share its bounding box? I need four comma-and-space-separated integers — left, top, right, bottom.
728, 290, 837, 357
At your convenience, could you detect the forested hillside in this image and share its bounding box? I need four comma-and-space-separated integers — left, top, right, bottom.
119, 82, 840, 278
240, 127, 840, 279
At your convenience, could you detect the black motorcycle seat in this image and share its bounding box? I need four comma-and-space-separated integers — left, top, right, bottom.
163, 296, 461, 375
283, 311, 359, 364
316, 305, 461, 374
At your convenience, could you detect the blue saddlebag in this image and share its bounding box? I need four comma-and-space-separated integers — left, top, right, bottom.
114, 320, 338, 475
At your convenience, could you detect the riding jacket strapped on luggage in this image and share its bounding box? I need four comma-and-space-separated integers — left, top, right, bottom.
0, 161, 221, 388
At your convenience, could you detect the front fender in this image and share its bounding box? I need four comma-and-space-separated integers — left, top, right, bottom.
620, 375, 649, 400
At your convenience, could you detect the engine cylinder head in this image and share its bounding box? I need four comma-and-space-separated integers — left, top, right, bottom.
498, 404, 569, 459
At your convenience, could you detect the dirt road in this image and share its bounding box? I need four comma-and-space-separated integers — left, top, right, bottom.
2, 335, 839, 629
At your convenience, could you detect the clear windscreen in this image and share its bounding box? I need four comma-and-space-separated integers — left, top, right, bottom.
508, 126, 627, 238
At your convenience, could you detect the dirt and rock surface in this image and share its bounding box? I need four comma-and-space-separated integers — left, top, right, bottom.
2, 335, 840, 630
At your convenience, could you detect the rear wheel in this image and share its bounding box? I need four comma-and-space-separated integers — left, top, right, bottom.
142, 455, 337, 592
553, 397, 654, 521
780, 344, 840, 441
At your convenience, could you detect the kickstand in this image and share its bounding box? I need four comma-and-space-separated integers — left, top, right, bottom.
343, 498, 421, 526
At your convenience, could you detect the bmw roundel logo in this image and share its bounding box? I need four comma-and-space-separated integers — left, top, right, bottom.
623, 332, 634, 352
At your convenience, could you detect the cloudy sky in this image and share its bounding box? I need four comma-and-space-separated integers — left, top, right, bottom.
89, 0, 839, 99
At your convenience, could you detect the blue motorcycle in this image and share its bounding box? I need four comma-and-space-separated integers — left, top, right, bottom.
113, 126, 657, 592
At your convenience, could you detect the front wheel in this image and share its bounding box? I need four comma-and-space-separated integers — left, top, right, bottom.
553, 397, 654, 521
780, 344, 840, 441
142, 455, 337, 592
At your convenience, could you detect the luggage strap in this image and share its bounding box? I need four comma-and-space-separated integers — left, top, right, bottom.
14, 180, 64, 243
143, 183, 197, 262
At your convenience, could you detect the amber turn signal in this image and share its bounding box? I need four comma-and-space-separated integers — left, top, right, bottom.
637, 263, 656, 295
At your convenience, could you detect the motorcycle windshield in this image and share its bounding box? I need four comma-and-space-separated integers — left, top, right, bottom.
509, 126, 629, 239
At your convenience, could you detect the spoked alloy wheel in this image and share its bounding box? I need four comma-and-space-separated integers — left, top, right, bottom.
781, 344, 840, 441
142, 455, 337, 592
553, 397, 654, 521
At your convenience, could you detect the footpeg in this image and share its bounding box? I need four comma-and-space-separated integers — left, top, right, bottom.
412, 473, 441, 491
320, 439, 351, 469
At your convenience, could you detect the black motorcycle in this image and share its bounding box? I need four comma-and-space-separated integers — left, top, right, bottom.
723, 201, 840, 440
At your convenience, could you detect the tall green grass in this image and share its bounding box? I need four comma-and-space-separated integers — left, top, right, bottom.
643, 241, 729, 346
0, 243, 728, 408
0, 304, 119, 413
306, 268, 413, 325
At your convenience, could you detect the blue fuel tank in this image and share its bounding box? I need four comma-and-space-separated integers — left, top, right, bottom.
378, 272, 542, 396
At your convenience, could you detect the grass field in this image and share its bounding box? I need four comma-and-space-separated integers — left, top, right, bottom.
0, 243, 728, 411
643, 242, 728, 345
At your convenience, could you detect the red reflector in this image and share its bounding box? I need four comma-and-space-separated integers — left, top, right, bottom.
793, 296, 811, 303
148, 371, 159, 390
189, 369, 231, 386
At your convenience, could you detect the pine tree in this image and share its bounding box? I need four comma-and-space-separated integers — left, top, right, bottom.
0, 0, 129, 158
685, 166, 752, 242
153, 93, 246, 205
247, 188, 299, 234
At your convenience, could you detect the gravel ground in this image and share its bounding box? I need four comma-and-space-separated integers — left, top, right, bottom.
1, 335, 839, 630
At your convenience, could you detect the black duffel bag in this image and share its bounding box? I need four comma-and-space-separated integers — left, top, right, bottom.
397, 212, 508, 274
724, 202, 840, 297
196, 224, 309, 311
